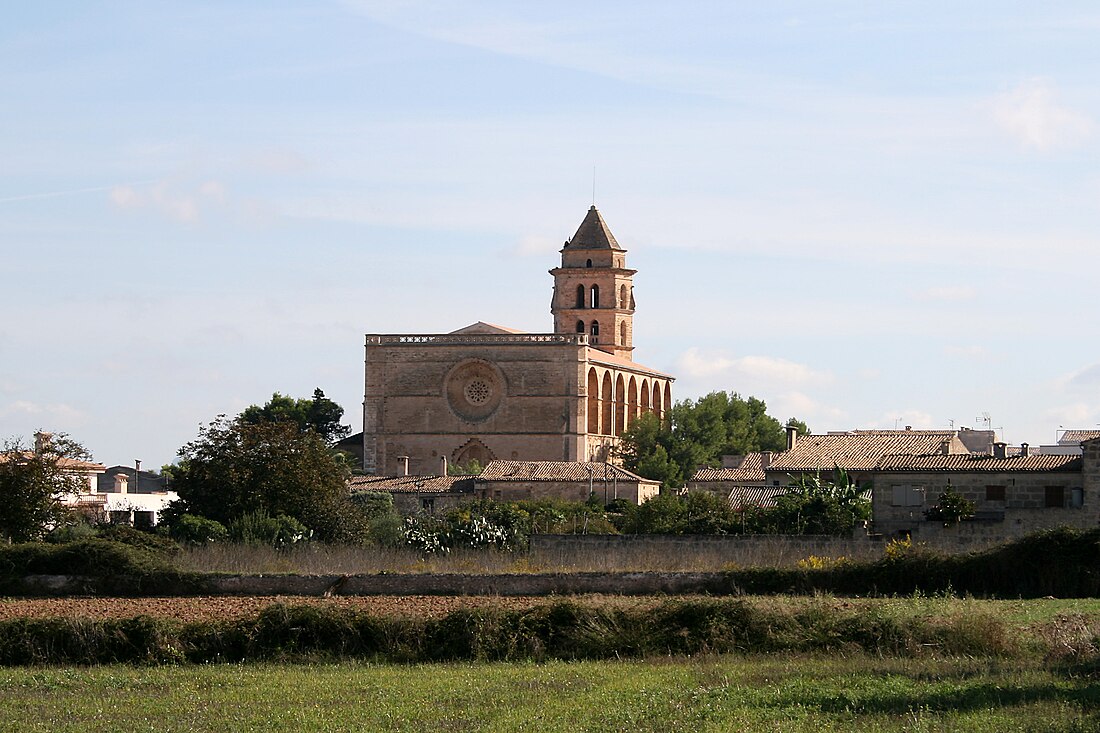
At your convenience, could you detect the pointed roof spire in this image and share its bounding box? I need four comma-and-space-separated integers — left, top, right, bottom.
565, 205, 622, 250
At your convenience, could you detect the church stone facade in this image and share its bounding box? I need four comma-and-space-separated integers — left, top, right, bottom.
362, 206, 674, 476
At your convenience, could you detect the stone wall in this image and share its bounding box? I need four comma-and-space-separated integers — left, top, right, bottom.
528, 533, 884, 567
874, 470, 1091, 538
478, 479, 659, 506
363, 336, 588, 474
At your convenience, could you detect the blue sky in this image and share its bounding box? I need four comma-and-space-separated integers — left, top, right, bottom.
3, 2, 1100, 466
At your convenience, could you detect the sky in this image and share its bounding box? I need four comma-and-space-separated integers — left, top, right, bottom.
3, 2, 1100, 467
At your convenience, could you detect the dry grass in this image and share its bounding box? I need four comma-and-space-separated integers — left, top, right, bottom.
176, 539, 885, 575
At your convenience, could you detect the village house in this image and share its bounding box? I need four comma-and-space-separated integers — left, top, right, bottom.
349, 458, 657, 516
873, 438, 1098, 540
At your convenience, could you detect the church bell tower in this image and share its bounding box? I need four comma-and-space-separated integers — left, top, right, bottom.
550, 206, 636, 358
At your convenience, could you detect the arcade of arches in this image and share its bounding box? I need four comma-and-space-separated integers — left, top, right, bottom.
585, 367, 672, 437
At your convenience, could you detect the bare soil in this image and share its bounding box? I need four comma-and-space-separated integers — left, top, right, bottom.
0, 594, 663, 623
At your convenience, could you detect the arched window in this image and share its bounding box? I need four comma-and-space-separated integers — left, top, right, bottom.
575, 320, 585, 333
619, 284, 627, 308
601, 372, 613, 435
586, 259, 592, 268
587, 368, 600, 434
620, 321, 627, 346
591, 285, 600, 308
575, 285, 585, 309
614, 374, 626, 435
590, 321, 599, 341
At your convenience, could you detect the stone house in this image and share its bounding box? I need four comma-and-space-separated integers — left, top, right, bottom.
362, 206, 674, 476
475, 460, 659, 506
688, 453, 787, 507
348, 474, 476, 515
872, 439, 1098, 540
764, 428, 973, 488
1039, 429, 1100, 456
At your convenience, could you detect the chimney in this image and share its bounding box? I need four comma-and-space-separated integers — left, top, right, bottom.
939, 440, 951, 456
993, 442, 1008, 459
761, 451, 773, 470
113, 473, 129, 495
397, 455, 409, 477
1020, 442, 1030, 457
905, 425, 912, 431
33, 432, 53, 454
440, 455, 448, 476
785, 424, 799, 451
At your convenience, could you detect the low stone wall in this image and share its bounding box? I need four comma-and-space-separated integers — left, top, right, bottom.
529, 533, 884, 568
15, 572, 743, 597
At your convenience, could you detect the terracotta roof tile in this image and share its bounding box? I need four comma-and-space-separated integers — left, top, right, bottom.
0, 452, 105, 472
1059, 430, 1100, 445
875, 454, 1082, 473
478, 460, 652, 483
348, 475, 475, 494
584, 347, 673, 379
566, 206, 621, 251
768, 431, 964, 472
691, 453, 767, 483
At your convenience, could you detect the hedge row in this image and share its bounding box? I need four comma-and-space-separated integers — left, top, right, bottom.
0, 598, 1071, 666
730, 527, 1100, 598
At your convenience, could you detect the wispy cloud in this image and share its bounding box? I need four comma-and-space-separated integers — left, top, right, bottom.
1043, 402, 1098, 428
110, 179, 229, 224
1065, 363, 1100, 389
990, 78, 1094, 151
0, 400, 87, 426
0, 180, 157, 205
944, 345, 987, 360
918, 285, 976, 302
677, 348, 832, 386
872, 409, 937, 430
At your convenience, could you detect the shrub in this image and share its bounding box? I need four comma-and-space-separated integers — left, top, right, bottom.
925, 485, 976, 524
227, 510, 309, 548
170, 514, 229, 546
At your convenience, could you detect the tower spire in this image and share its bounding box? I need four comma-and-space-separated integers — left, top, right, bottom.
549, 207, 636, 358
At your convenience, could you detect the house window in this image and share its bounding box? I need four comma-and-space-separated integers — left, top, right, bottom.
576, 320, 585, 333
575, 285, 585, 308
1045, 486, 1065, 508
1071, 488, 1084, 508
421, 497, 435, 513
590, 320, 599, 343
591, 285, 600, 308
985, 485, 1006, 502
586, 259, 592, 268
891, 484, 925, 507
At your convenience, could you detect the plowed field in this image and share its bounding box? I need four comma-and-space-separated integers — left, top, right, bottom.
0, 595, 662, 623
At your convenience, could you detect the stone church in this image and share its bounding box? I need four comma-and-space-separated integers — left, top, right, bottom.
362, 206, 675, 476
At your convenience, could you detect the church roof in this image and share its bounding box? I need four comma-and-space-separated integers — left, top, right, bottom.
450, 321, 527, 335
566, 206, 622, 251
584, 347, 673, 379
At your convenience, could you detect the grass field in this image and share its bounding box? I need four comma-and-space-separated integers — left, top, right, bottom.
1, 656, 1097, 732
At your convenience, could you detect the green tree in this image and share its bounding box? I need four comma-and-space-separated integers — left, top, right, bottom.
925, 484, 976, 525
0, 433, 93, 543
168, 417, 365, 543
618, 391, 807, 488
239, 388, 350, 444
756, 467, 871, 536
